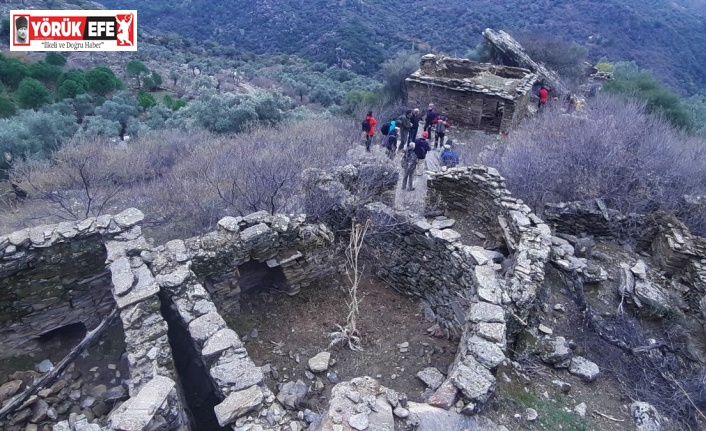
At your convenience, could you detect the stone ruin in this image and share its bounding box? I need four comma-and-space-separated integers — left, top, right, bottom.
2, 158, 705, 431
482, 28, 571, 97
406, 54, 537, 134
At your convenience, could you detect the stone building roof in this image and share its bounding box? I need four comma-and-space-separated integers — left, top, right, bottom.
406, 54, 537, 101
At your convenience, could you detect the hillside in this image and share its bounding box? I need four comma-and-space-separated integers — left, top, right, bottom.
95, 0, 706, 94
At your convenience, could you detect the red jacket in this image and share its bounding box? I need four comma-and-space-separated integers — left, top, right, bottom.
539, 88, 549, 103
366, 115, 377, 136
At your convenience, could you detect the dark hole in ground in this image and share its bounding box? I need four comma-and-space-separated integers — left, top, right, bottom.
221, 274, 458, 412
159, 290, 228, 431
237, 260, 289, 293
38, 322, 87, 345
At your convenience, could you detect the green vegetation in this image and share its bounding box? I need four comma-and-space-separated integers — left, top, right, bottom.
96, 0, 706, 94
45, 53, 67, 67
85, 67, 122, 96
506, 388, 588, 431
603, 62, 693, 130
16, 78, 51, 109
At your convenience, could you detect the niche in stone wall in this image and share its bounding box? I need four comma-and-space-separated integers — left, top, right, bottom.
0, 238, 115, 360
237, 260, 290, 294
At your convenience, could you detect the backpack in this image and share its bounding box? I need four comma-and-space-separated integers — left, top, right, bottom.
386, 134, 397, 150
436, 118, 447, 134
380, 122, 390, 136
361, 118, 371, 132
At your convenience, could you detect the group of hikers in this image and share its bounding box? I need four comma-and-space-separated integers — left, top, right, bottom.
362, 103, 460, 191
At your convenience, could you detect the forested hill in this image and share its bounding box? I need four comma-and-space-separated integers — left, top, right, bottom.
98, 0, 706, 94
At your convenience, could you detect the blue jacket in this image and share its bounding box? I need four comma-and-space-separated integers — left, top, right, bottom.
440, 148, 460, 167
413, 138, 430, 159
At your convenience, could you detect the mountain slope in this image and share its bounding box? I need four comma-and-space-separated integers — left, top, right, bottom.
98, 0, 706, 94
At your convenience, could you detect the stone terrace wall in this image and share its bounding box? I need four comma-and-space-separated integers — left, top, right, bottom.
147, 211, 336, 428
428, 166, 552, 326
0, 212, 141, 360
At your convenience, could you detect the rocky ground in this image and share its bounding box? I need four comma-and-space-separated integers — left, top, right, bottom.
0, 321, 130, 431
223, 274, 458, 414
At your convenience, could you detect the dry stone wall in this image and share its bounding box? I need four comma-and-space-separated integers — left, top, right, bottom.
306, 163, 551, 415
0, 209, 189, 431
0, 212, 142, 360
428, 165, 552, 326
148, 211, 336, 429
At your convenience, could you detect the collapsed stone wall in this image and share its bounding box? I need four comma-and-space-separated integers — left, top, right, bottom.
483, 28, 570, 96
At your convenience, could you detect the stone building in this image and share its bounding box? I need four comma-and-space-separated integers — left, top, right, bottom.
406, 54, 537, 133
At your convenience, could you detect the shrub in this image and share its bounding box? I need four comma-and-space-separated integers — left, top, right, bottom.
0, 95, 16, 118
495, 95, 706, 234
137, 91, 157, 109
603, 65, 692, 130
85, 66, 121, 96
15, 78, 51, 109
381, 51, 420, 104
45, 53, 67, 67
28, 62, 63, 86
0, 109, 77, 161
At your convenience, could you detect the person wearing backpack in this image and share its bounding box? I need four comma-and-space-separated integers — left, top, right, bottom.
413, 131, 431, 176
440, 139, 460, 168
396, 110, 412, 152
362, 111, 377, 152
400, 142, 418, 191
433, 113, 450, 149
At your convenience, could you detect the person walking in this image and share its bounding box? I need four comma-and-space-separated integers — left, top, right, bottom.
413, 131, 431, 176
424, 104, 438, 143
409, 108, 420, 143
400, 142, 418, 191
363, 111, 377, 152
433, 112, 450, 149
397, 110, 412, 152
385, 126, 398, 160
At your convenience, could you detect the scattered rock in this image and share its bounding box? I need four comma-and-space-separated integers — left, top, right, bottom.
574, 402, 587, 418
277, 380, 308, 409
538, 324, 553, 335
214, 385, 264, 427
0, 380, 23, 402
631, 401, 662, 431
553, 304, 565, 313
416, 367, 445, 391
348, 412, 369, 430
29, 399, 49, 423
551, 380, 571, 394
406, 401, 500, 431
526, 408, 538, 421
308, 352, 331, 373
569, 356, 600, 382
37, 360, 53, 373
393, 407, 409, 418
539, 336, 572, 365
